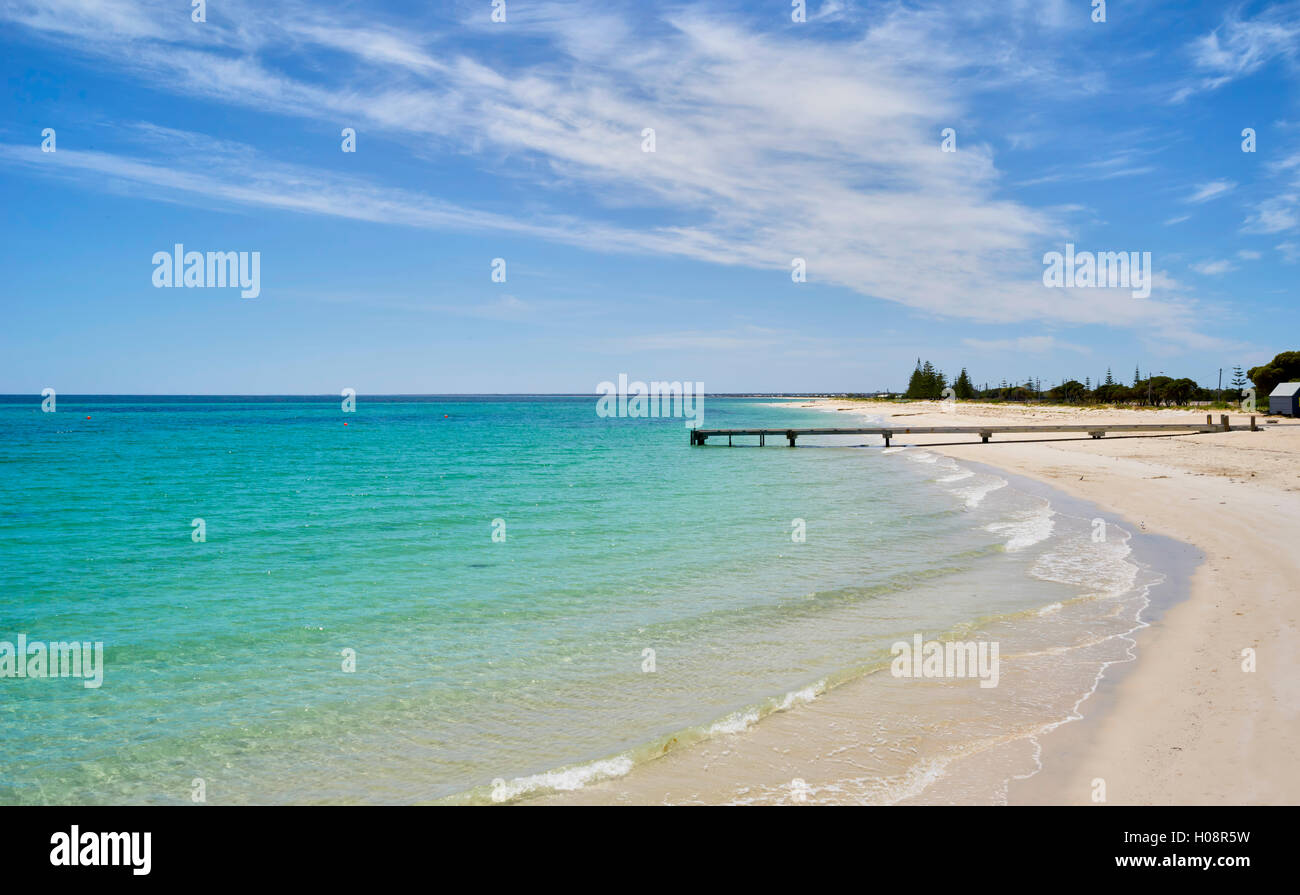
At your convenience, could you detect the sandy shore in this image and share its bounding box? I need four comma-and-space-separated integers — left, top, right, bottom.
800, 399, 1300, 804
539, 400, 1299, 805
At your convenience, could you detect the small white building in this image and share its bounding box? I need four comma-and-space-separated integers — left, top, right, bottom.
1269, 382, 1300, 416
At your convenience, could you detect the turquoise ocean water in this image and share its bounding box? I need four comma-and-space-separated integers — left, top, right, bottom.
0, 396, 1145, 804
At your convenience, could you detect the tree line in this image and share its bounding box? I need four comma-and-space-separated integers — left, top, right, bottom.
900, 352, 1300, 406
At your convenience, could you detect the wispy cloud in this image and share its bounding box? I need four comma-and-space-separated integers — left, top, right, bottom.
614, 327, 788, 352
1191, 259, 1235, 275
1173, 3, 1300, 101
0, 0, 1209, 337
1244, 151, 1300, 233
961, 335, 1090, 354
1186, 180, 1237, 203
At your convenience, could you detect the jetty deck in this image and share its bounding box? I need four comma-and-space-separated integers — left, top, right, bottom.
690, 415, 1256, 446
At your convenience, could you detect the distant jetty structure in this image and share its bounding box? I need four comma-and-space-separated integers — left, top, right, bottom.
690, 415, 1255, 447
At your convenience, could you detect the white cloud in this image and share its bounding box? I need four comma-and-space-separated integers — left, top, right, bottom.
1191, 259, 1235, 275
1186, 180, 1237, 203
615, 327, 788, 352
1174, 5, 1300, 101
961, 335, 1090, 354
0, 0, 1208, 335
1191, 9, 1299, 77
443, 296, 534, 321
1241, 146, 1300, 235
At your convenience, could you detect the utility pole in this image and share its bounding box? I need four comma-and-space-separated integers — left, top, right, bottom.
1217, 368, 1222, 404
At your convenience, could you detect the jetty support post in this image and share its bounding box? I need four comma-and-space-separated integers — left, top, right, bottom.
787, 430, 796, 447
883, 433, 891, 447
759, 432, 765, 447
980, 431, 991, 443
1221, 414, 1230, 432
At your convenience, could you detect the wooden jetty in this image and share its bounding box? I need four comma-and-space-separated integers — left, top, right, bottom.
690, 414, 1257, 446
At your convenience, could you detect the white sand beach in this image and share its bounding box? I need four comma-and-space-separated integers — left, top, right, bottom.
803, 399, 1300, 804
541, 400, 1300, 805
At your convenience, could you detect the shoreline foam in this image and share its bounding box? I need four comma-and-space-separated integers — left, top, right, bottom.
519, 430, 1179, 805
805, 399, 1300, 805
460, 399, 1297, 806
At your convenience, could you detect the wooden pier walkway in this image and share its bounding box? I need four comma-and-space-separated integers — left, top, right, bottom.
690, 415, 1255, 446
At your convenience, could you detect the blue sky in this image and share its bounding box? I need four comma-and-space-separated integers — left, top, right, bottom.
1, 0, 1297, 393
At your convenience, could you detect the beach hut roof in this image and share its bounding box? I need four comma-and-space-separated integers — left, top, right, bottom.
1269, 382, 1300, 397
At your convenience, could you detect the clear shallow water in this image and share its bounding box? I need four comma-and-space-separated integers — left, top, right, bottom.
0, 396, 1142, 804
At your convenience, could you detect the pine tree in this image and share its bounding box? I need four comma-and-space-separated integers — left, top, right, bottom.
1133, 365, 1141, 387
905, 360, 924, 399
915, 360, 943, 399
1104, 368, 1114, 386
954, 368, 976, 400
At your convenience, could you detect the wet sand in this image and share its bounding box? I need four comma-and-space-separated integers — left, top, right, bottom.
537, 401, 1300, 805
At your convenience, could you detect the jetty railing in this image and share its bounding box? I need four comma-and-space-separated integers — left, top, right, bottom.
690, 415, 1257, 446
